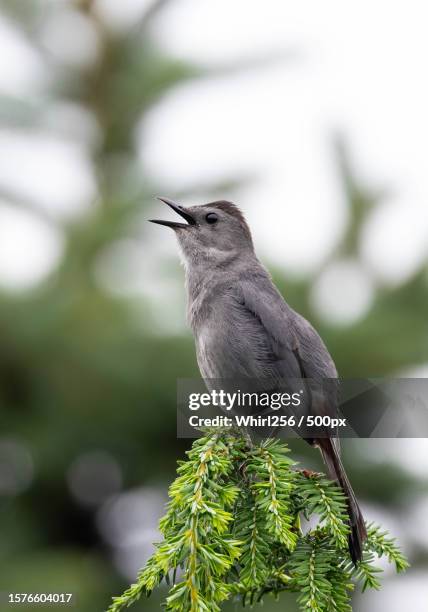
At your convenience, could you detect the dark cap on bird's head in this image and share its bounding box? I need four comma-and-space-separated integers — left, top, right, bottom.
149, 197, 254, 263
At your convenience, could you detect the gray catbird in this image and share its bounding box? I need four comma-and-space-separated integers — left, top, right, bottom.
150, 197, 367, 563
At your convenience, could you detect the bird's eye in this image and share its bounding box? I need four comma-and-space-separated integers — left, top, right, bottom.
205, 212, 218, 224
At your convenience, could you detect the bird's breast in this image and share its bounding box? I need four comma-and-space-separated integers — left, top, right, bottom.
193, 302, 277, 380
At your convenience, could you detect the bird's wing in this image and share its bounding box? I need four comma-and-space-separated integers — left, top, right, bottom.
237, 273, 337, 378
236, 274, 305, 380
236, 274, 340, 439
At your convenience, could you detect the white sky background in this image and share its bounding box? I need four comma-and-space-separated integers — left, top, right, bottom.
0, 0, 428, 293
143, 0, 428, 282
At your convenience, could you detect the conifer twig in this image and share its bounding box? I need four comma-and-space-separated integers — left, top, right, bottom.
107, 432, 408, 612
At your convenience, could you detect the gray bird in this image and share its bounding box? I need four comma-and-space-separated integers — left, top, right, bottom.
150, 196, 367, 563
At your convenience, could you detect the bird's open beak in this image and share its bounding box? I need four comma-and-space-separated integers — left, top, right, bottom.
149, 197, 196, 229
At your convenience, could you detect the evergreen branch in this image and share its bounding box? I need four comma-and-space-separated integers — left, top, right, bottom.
288, 536, 354, 612
295, 472, 350, 548
365, 522, 410, 573
288, 539, 331, 611
246, 439, 298, 550
342, 523, 409, 593
348, 552, 383, 592
107, 434, 408, 612
233, 492, 271, 588
324, 563, 354, 612
107, 432, 243, 612
107, 555, 165, 612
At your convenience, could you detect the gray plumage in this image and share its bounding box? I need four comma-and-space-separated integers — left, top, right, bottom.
150, 197, 367, 563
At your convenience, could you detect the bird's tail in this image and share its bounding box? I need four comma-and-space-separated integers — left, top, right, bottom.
317, 438, 367, 564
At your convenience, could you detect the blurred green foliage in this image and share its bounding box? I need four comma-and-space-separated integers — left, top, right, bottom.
0, 1, 427, 611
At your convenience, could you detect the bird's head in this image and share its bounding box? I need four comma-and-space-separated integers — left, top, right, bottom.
149, 197, 254, 266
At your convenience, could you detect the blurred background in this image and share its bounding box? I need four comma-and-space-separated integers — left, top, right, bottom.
0, 0, 427, 610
